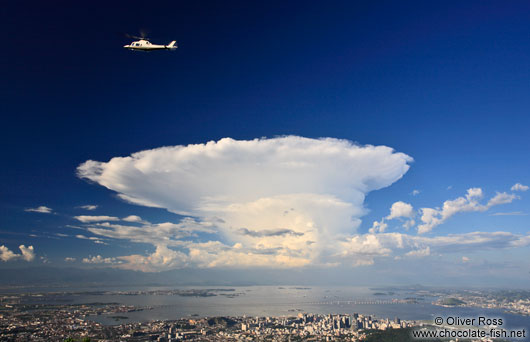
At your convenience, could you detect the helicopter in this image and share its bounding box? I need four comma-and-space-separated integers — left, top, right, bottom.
124, 34, 177, 51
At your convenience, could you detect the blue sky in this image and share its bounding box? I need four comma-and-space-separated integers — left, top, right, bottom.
1, 0, 530, 286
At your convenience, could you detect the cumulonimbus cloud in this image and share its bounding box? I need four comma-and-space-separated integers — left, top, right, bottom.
77, 136, 412, 270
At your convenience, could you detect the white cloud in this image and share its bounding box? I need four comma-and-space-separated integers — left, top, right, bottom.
387, 201, 414, 220
77, 136, 412, 270
78, 204, 98, 210
369, 201, 415, 233
405, 247, 430, 258
85, 218, 216, 246
337, 231, 530, 265
19, 245, 35, 261
0, 245, 35, 262
417, 188, 519, 234
82, 255, 120, 264
188, 241, 312, 269
487, 192, 519, 206
117, 245, 188, 272
403, 219, 415, 230
338, 234, 392, 266
65, 257, 76, 262
122, 215, 144, 223
462, 256, 470, 263
25, 206, 52, 214
368, 220, 388, 234
0, 246, 17, 262
74, 215, 119, 223
491, 211, 527, 216
411, 189, 420, 196
80, 215, 314, 271
82, 216, 317, 270
420, 231, 530, 251
511, 183, 529, 192
78, 214, 530, 272
75, 234, 106, 244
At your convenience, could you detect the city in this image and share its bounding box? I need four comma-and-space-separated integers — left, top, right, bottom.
2, 288, 530, 341
0, 299, 415, 341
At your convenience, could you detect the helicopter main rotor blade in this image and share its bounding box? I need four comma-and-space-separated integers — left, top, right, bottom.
139, 28, 150, 39
125, 32, 150, 40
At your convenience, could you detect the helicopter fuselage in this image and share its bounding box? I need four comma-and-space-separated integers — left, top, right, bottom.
124, 39, 177, 51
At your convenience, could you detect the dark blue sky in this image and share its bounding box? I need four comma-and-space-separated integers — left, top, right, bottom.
2, 1, 530, 284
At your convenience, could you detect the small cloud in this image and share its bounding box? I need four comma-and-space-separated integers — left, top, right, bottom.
18, 245, 35, 261
491, 211, 527, 216
462, 256, 470, 263
65, 224, 84, 230
40, 256, 50, 264
74, 215, 119, 223
55, 233, 69, 237
487, 192, 519, 206
78, 204, 98, 211
369, 201, 415, 233
64, 257, 76, 262
236, 227, 304, 237
405, 247, 430, 258
411, 190, 420, 196
122, 215, 144, 223
25, 206, 52, 214
368, 220, 387, 234
403, 219, 415, 230
0, 245, 35, 262
82, 255, 120, 264
117, 245, 186, 271
511, 183, 529, 192
387, 201, 414, 220
447, 185, 453, 190
75, 234, 106, 244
